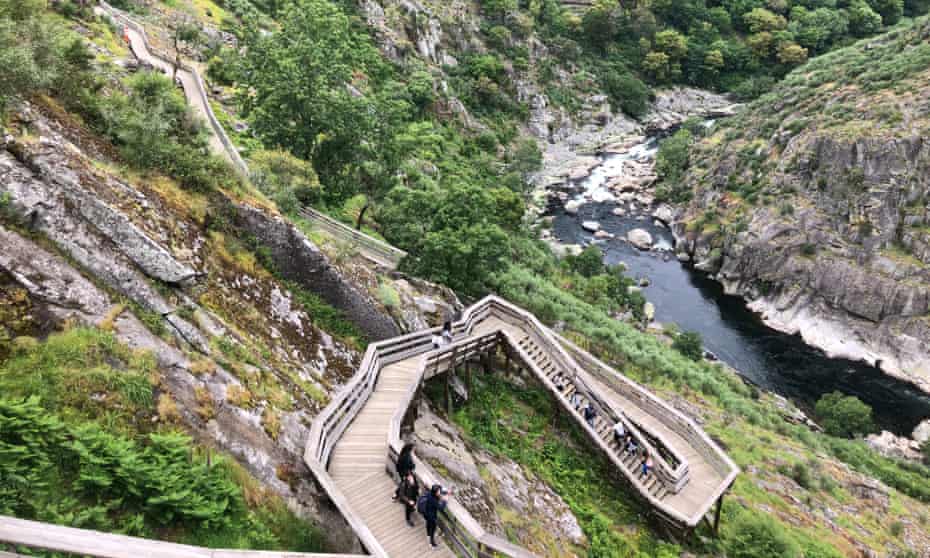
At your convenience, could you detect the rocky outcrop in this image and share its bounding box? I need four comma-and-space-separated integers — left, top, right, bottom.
413, 402, 586, 554
865, 431, 924, 462
0, 224, 362, 552
228, 202, 401, 341
627, 228, 653, 250
673, 21, 930, 392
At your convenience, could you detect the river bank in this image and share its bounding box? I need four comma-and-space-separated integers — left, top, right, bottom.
530, 91, 930, 437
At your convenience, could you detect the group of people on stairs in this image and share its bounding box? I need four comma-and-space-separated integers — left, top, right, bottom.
392, 443, 451, 550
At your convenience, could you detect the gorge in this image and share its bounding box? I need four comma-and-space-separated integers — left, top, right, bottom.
549, 132, 930, 436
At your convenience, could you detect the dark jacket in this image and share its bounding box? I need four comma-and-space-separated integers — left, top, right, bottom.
400, 476, 419, 504
397, 452, 415, 476
423, 492, 446, 522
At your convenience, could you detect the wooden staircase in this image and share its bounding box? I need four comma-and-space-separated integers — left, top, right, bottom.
517, 335, 671, 502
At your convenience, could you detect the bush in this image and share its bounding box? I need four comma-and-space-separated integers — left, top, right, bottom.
672, 331, 704, 361
724, 510, 802, 558
565, 245, 604, 278
815, 391, 874, 438
250, 149, 321, 213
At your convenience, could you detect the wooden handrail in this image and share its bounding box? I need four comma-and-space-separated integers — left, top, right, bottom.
475, 297, 690, 490
306, 294, 739, 555
298, 208, 406, 269
0, 515, 368, 558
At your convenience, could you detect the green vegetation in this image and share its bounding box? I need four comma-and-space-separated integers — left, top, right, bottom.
815, 391, 875, 438
672, 330, 704, 361
0, 327, 324, 551
722, 510, 801, 558
0, 1, 237, 192
441, 373, 676, 556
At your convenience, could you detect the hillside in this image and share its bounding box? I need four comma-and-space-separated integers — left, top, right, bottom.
3, 1, 930, 557
671, 16, 930, 392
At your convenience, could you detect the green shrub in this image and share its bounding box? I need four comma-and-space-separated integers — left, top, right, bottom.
889, 520, 904, 537
724, 510, 802, 558
815, 391, 874, 438
672, 331, 704, 361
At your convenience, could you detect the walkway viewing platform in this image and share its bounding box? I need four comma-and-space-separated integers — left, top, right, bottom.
306, 296, 739, 557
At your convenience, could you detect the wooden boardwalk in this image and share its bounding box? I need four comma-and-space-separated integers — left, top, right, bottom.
314, 297, 739, 556
329, 360, 455, 557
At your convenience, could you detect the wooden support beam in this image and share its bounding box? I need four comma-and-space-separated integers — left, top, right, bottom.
713, 491, 724, 536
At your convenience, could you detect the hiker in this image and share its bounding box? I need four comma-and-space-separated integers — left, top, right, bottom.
640, 450, 653, 478
612, 420, 627, 445
431, 331, 443, 350
441, 321, 453, 346
552, 373, 566, 391
583, 403, 597, 428
623, 433, 638, 457
419, 484, 450, 549
569, 390, 583, 410
393, 443, 416, 501
398, 472, 420, 527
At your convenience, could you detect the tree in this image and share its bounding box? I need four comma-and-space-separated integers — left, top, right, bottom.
656, 128, 692, 184
815, 391, 875, 438
654, 29, 688, 60
744, 7, 787, 32
582, 0, 620, 52
643, 50, 672, 82
566, 245, 605, 278
867, 0, 904, 23
508, 138, 543, 187
776, 41, 808, 65
602, 69, 650, 117
171, 20, 202, 80
672, 331, 703, 361
482, 0, 518, 22
848, 0, 883, 35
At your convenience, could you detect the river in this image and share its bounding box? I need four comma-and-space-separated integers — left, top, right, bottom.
550, 137, 930, 436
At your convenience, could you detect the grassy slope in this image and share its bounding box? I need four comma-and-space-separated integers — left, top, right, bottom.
0, 327, 324, 552
492, 265, 930, 555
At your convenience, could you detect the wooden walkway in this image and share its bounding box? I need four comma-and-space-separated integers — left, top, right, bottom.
329, 360, 455, 557
312, 297, 739, 557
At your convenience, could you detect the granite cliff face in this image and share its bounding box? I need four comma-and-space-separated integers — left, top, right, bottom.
674, 18, 930, 391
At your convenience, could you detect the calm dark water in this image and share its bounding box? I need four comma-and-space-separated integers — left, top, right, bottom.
552, 190, 930, 436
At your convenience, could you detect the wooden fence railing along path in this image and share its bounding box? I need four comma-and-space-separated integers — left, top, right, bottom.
96, 1, 406, 270
297, 208, 407, 269
305, 295, 740, 557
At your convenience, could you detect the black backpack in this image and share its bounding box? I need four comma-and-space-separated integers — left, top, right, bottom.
416, 494, 429, 515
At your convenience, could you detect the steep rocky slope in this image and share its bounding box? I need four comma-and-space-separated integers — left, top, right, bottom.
0, 97, 455, 550
675, 17, 930, 392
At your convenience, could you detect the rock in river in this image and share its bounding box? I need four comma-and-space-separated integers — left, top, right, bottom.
564, 200, 582, 215
627, 228, 653, 250
582, 220, 601, 232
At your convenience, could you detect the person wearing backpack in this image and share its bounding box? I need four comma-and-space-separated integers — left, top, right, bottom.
393, 443, 416, 502
398, 472, 420, 527
583, 403, 597, 428
420, 484, 449, 549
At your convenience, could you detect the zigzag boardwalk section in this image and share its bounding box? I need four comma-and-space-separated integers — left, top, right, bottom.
329, 359, 456, 557
307, 296, 739, 557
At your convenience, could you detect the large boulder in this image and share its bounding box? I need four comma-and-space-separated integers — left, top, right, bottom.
564, 199, 582, 215
627, 228, 653, 250
913, 419, 930, 444
582, 220, 601, 232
